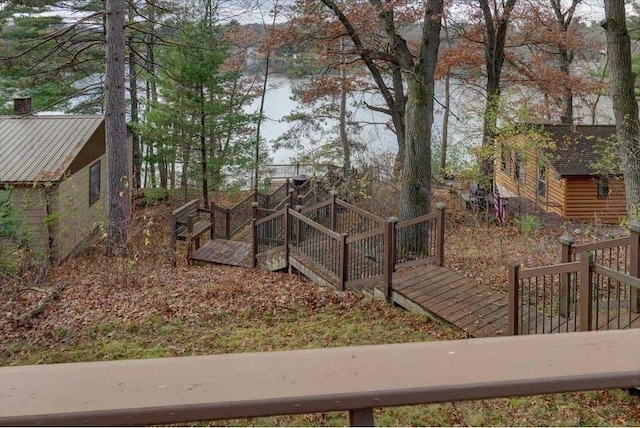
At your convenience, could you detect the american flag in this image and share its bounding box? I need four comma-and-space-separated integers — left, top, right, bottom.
494, 189, 506, 225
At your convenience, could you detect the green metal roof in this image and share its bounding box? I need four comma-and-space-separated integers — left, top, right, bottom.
0, 115, 104, 183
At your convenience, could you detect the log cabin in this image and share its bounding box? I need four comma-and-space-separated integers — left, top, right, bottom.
495, 123, 626, 224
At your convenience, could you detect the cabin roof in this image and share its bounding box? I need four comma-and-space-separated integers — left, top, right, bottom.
538, 124, 617, 176
0, 115, 104, 183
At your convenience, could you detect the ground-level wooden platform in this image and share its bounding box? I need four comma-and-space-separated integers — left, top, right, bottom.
385, 264, 510, 338
191, 239, 251, 267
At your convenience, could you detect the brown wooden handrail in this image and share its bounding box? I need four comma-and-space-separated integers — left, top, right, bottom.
517, 261, 582, 279
255, 208, 285, 227
2, 331, 638, 427
570, 237, 631, 257
301, 198, 333, 215
336, 199, 385, 225
345, 226, 386, 244
288, 208, 342, 241
396, 211, 439, 229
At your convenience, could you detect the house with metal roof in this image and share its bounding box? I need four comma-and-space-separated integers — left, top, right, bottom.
495, 123, 626, 224
1, 98, 107, 264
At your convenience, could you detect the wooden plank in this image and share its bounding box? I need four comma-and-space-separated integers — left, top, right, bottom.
3, 331, 639, 427
425, 286, 495, 314
395, 270, 457, 300
470, 316, 510, 337
408, 272, 469, 303
445, 292, 508, 326
392, 264, 441, 285
391, 265, 442, 291
191, 239, 252, 267
463, 306, 510, 337
415, 279, 486, 311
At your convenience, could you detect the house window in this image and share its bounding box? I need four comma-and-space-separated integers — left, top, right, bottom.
90, 161, 100, 205
501, 145, 510, 174
538, 166, 546, 197
514, 152, 525, 184
598, 177, 609, 198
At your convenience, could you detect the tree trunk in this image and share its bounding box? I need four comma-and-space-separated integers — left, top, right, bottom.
558, 49, 573, 124
399, 77, 433, 221
391, 62, 406, 169
127, 4, 141, 189
339, 37, 351, 178
441, 72, 450, 175
478, 0, 517, 186
105, 0, 130, 254
200, 81, 209, 207
398, 0, 442, 220
603, 1, 640, 217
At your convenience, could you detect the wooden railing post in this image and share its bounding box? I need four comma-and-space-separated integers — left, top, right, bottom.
579, 253, 594, 332
209, 202, 215, 239
339, 233, 348, 291
295, 205, 303, 246
171, 216, 177, 268
330, 190, 338, 232
508, 264, 520, 336
251, 218, 257, 268
283, 204, 290, 270
383, 217, 397, 302
225, 208, 231, 239
436, 202, 446, 267
187, 215, 195, 263
628, 221, 639, 313
348, 408, 374, 427
288, 187, 295, 206
559, 235, 574, 318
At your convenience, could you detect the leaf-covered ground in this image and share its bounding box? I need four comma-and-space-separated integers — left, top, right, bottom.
1, 188, 638, 426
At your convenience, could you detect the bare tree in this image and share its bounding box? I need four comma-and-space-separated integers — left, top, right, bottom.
319, 0, 443, 219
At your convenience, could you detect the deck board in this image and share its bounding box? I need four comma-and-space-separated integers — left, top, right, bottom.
191, 239, 252, 267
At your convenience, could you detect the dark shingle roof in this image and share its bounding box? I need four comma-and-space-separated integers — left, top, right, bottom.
0, 115, 104, 183
538, 124, 617, 176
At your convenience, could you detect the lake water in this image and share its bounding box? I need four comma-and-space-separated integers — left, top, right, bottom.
247, 74, 615, 168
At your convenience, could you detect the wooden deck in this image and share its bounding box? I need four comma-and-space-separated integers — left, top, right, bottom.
191, 239, 252, 267
387, 264, 510, 337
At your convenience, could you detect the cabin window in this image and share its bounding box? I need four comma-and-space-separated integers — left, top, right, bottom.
501, 145, 510, 174
538, 166, 546, 197
514, 152, 525, 184
598, 177, 609, 198
90, 161, 100, 205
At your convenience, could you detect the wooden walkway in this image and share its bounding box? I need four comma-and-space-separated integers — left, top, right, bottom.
192, 239, 252, 267
387, 264, 510, 337
191, 241, 639, 338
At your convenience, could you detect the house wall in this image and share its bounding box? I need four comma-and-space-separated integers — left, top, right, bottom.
564, 176, 626, 224
55, 153, 107, 261
1, 185, 53, 260
495, 139, 565, 217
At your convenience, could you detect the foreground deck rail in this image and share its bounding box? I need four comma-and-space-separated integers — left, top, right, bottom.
2, 330, 639, 426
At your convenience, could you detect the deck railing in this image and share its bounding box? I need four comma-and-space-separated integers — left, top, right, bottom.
289, 208, 344, 282
559, 221, 639, 314
253, 198, 446, 296
2, 331, 638, 427
508, 253, 640, 335
395, 203, 445, 269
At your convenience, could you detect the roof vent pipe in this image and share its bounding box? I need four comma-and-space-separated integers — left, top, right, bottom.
14, 97, 32, 116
